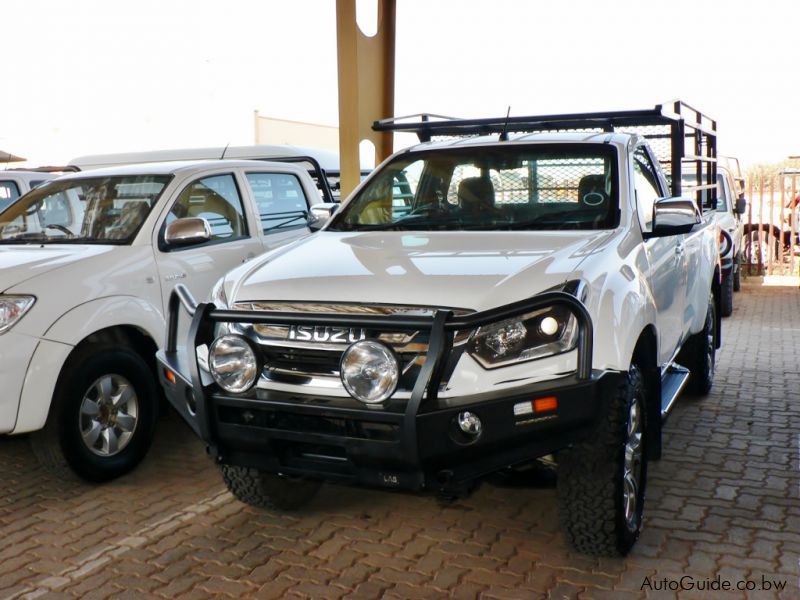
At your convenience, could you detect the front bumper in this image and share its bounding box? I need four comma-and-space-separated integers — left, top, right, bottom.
157, 285, 612, 494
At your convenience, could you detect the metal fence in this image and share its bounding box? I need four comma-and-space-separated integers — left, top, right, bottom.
743, 172, 800, 276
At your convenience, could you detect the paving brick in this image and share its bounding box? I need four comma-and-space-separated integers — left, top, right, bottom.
0, 285, 798, 599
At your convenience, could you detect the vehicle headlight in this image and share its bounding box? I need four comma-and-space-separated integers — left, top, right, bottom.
0, 295, 35, 334
469, 306, 578, 368
340, 340, 399, 404
208, 334, 262, 393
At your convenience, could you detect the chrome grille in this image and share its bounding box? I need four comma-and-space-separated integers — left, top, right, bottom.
229, 301, 473, 389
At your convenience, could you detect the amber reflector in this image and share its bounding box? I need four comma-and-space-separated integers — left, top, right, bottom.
533, 396, 558, 413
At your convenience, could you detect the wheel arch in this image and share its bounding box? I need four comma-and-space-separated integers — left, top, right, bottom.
17, 321, 163, 434
631, 325, 662, 461
53, 325, 162, 412
711, 266, 722, 349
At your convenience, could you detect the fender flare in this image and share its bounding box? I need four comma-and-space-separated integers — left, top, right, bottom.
14, 296, 165, 433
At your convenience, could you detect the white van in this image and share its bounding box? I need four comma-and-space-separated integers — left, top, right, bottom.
70, 144, 371, 203
0, 171, 57, 212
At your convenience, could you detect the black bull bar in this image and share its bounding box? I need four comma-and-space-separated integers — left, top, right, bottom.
158, 283, 594, 468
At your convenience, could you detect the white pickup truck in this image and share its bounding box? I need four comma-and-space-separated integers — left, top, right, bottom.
0, 170, 56, 211
0, 159, 328, 481
158, 104, 723, 556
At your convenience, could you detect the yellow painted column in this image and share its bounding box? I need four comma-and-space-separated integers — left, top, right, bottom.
336, 0, 396, 198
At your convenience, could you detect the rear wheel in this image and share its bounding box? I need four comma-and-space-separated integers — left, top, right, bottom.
683, 296, 717, 395
732, 254, 741, 292
746, 229, 779, 271
221, 465, 321, 510
720, 273, 733, 317
557, 365, 648, 556
30, 346, 158, 482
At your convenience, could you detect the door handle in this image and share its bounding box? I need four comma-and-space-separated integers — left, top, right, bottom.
242, 252, 255, 264
675, 244, 684, 256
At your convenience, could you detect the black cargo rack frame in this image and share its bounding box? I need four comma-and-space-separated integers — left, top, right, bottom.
251, 155, 336, 204
373, 100, 717, 210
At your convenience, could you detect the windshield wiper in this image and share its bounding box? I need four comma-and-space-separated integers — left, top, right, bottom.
338, 212, 462, 232
502, 209, 608, 230
262, 210, 309, 232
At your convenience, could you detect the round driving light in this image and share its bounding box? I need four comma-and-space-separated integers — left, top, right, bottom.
340, 340, 399, 404
457, 411, 482, 437
539, 316, 560, 337
208, 334, 261, 393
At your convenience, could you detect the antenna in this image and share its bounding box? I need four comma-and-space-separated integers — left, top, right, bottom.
499, 106, 511, 141
220, 143, 230, 160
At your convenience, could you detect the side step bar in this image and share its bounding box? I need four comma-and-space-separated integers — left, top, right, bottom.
660, 365, 691, 419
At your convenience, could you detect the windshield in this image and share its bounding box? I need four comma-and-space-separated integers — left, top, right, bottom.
328, 145, 618, 232
715, 174, 729, 212
0, 175, 171, 244
0, 180, 21, 213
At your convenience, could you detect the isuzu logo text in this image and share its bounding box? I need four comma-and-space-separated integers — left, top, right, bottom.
287, 326, 366, 343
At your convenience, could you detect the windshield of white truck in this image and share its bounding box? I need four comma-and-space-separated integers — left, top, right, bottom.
329, 145, 618, 232
0, 175, 172, 244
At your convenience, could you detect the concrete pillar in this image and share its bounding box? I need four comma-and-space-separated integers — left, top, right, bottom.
336, 0, 396, 197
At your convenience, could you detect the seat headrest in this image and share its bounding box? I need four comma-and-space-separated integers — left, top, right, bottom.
458, 176, 495, 212
577, 174, 608, 208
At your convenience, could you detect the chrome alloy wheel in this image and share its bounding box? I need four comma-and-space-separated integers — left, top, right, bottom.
79, 374, 139, 457
622, 397, 643, 532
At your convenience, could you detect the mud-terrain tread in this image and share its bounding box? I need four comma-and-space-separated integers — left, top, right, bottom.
721, 274, 733, 317
557, 365, 646, 557
221, 465, 321, 510
686, 298, 716, 395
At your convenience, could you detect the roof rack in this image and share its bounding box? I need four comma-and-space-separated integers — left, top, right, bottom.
8, 165, 80, 173
374, 101, 717, 208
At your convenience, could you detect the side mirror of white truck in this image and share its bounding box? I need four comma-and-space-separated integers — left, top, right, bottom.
164, 217, 212, 247
308, 203, 339, 231
645, 197, 701, 238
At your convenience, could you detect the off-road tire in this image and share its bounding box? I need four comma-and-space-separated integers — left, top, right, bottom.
221, 465, 321, 510
732, 255, 741, 292
720, 273, 734, 317
557, 365, 648, 557
684, 296, 716, 395
30, 346, 158, 482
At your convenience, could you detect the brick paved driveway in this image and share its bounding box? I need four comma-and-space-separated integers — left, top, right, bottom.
1, 283, 798, 599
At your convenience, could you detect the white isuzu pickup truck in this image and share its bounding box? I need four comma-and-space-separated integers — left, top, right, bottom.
158, 103, 723, 556
0, 159, 328, 481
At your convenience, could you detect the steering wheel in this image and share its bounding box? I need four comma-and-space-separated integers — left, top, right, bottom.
24, 200, 43, 216
43, 224, 75, 238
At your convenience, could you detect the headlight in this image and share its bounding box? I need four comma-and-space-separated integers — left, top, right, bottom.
0, 295, 35, 334
340, 340, 399, 404
469, 306, 578, 368
208, 334, 261, 393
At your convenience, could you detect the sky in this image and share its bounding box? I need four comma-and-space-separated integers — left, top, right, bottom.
1, 0, 798, 169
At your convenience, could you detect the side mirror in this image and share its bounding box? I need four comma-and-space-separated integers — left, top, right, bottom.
164, 217, 211, 247
308, 202, 339, 231
735, 197, 747, 215
645, 197, 701, 238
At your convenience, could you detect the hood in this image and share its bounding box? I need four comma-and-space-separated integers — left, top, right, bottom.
0, 244, 115, 292
231, 231, 611, 311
